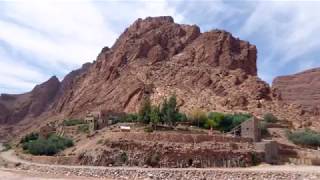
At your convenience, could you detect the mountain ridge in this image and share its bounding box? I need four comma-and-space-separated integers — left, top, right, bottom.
0, 16, 319, 139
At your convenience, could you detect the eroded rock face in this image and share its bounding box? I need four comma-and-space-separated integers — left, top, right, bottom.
0, 76, 60, 124
0, 16, 316, 130
48, 16, 266, 117
273, 68, 320, 115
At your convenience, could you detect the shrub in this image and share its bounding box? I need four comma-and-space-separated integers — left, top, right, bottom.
23, 134, 74, 156
287, 129, 320, 147
207, 112, 224, 129
63, 119, 85, 126
120, 152, 128, 163
144, 126, 154, 133
78, 124, 89, 133
20, 132, 39, 144
120, 113, 138, 122
146, 152, 160, 167
97, 139, 104, 145
260, 121, 269, 137
2, 143, 11, 151
263, 113, 278, 123
189, 109, 208, 127
215, 113, 251, 132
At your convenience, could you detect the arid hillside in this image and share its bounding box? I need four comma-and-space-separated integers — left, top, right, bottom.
273, 68, 320, 115
0, 16, 319, 139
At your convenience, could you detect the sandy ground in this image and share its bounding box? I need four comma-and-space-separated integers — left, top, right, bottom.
0, 168, 98, 180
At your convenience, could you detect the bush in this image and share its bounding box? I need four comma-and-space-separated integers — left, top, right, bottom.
97, 139, 104, 144
260, 121, 269, 137
263, 113, 278, 123
20, 132, 39, 144
144, 126, 154, 133
189, 109, 208, 127
2, 143, 11, 151
78, 124, 89, 133
23, 134, 74, 156
146, 152, 160, 167
120, 113, 138, 122
206, 112, 224, 129
214, 113, 251, 132
63, 119, 85, 126
120, 152, 128, 163
287, 129, 320, 147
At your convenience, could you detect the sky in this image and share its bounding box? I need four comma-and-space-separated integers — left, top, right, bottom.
1, 0, 320, 94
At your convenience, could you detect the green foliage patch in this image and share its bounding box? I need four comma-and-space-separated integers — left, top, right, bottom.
190, 111, 252, 132
21, 133, 73, 156
77, 124, 89, 133
263, 113, 278, 123
137, 95, 187, 129
287, 129, 320, 147
63, 119, 86, 126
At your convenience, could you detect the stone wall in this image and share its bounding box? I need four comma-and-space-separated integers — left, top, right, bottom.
78, 139, 262, 168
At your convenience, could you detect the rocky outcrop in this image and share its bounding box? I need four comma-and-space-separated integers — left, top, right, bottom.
273, 68, 320, 115
0, 16, 318, 131
48, 16, 267, 118
0, 76, 60, 124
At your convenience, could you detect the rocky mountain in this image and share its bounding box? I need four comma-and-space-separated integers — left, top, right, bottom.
273, 68, 320, 115
0, 76, 60, 124
0, 16, 318, 133
50, 16, 271, 117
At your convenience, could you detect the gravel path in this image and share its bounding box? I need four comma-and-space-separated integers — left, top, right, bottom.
1, 148, 320, 179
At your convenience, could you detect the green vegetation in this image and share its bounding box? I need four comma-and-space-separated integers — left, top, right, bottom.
259, 121, 269, 137
220, 113, 252, 132
63, 119, 86, 126
144, 126, 154, 133
189, 109, 207, 128
120, 113, 138, 122
146, 152, 160, 167
1, 142, 11, 152
287, 129, 320, 148
77, 124, 89, 133
189, 111, 252, 132
97, 139, 104, 144
119, 95, 252, 132
137, 95, 187, 129
120, 152, 128, 163
21, 133, 74, 156
20, 132, 39, 144
263, 113, 278, 123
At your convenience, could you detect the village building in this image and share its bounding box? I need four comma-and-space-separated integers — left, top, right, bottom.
84, 110, 123, 133
229, 117, 261, 142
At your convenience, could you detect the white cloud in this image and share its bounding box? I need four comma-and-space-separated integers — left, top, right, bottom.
0, 0, 182, 93
1, 0, 319, 93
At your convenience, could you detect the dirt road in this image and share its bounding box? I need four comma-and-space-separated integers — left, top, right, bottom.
0, 168, 98, 180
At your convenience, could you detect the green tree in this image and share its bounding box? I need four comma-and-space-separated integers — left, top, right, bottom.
189, 109, 208, 128
138, 97, 152, 124
204, 119, 217, 130
160, 95, 180, 126
150, 105, 161, 130
208, 112, 224, 128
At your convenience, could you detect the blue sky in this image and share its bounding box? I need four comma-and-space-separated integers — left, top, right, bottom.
1, 0, 320, 94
